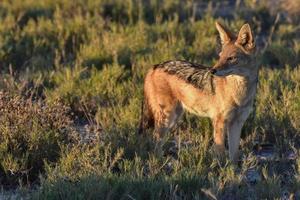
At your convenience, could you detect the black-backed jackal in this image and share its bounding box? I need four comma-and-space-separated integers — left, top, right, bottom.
139, 22, 258, 162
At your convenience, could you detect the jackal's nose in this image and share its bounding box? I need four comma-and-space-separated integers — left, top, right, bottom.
210, 68, 217, 74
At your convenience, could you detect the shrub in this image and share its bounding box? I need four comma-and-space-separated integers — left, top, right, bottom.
0, 92, 78, 186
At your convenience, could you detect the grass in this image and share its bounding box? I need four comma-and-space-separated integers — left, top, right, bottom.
0, 0, 299, 199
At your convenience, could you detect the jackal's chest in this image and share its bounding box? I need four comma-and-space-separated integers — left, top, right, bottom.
228, 76, 256, 107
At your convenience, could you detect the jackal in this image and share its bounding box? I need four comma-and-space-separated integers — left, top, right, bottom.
139, 22, 258, 162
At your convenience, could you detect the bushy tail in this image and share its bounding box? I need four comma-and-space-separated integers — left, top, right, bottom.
138, 97, 154, 134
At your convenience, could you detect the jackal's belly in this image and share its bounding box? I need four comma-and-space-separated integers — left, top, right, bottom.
175, 84, 216, 117
180, 94, 254, 121
181, 102, 211, 117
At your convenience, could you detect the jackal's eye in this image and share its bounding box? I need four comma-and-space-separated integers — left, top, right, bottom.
227, 56, 237, 63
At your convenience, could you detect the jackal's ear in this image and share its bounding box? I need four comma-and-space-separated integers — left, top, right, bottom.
236, 23, 255, 51
215, 21, 234, 45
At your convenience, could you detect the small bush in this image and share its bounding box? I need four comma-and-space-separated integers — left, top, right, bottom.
0, 92, 78, 186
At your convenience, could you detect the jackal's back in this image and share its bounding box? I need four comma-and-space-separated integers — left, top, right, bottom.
153, 60, 214, 92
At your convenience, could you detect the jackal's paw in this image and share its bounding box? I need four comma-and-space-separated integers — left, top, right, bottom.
154, 142, 164, 158
213, 144, 226, 159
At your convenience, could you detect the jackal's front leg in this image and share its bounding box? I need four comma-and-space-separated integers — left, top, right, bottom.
227, 121, 243, 162
212, 116, 227, 156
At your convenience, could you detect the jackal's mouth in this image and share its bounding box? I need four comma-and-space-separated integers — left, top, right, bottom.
210, 68, 217, 74
213, 69, 234, 76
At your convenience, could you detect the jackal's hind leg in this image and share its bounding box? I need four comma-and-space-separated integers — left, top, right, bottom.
153, 125, 169, 157
153, 103, 183, 156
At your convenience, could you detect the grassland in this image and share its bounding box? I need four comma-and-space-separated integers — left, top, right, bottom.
0, 0, 300, 199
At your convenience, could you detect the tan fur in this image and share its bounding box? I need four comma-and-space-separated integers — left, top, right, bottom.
141, 22, 258, 162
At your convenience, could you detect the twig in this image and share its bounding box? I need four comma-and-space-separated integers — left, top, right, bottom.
261, 13, 281, 54
200, 188, 218, 200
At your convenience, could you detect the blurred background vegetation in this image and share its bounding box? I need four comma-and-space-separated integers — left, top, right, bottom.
0, 0, 299, 199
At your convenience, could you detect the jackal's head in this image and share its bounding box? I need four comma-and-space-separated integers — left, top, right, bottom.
211, 22, 256, 76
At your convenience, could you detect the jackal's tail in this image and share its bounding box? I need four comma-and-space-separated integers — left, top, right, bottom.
138, 97, 154, 134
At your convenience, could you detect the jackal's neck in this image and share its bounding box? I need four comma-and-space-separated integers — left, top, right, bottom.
224, 68, 258, 106
229, 63, 259, 87
226, 71, 258, 89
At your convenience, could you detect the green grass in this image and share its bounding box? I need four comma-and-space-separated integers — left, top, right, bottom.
0, 0, 300, 199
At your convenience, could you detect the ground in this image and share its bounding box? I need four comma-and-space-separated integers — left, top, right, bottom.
0, 0, 299, 199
